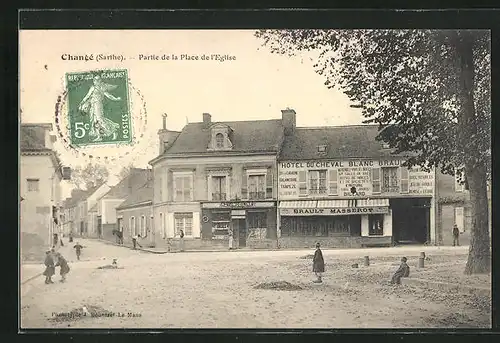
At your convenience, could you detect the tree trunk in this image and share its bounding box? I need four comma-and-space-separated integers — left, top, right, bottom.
455, 30, 491, 274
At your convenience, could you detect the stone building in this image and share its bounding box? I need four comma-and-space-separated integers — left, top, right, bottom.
277, 112, 437, 249
149, 112, 284, 250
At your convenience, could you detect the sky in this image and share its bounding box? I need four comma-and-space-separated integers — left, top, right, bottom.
19, 30, 365, 198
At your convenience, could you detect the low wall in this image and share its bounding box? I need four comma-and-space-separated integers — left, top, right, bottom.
278, 236, 363, 249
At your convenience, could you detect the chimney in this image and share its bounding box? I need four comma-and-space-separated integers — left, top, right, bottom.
162, 113, 167, 129
281, 108, 296, 136
203, 113, 211, 126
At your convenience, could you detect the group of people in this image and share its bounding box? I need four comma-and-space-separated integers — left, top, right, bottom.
311, 242, 410, 285
43, 240, 85, 284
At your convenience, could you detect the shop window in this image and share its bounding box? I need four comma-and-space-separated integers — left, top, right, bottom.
280, 216, 348, 237
369, 214, 384, 236
212, 211, 230, 240
27, 178, 40, 192
382, 167, 399, 193
309, 170, 327, 195
248, 211, 268, 239
174, 212, 193, 236
173, 172, 193, 202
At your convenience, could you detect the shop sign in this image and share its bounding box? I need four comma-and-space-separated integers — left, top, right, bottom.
280, 206, 389, 216
202, 201, 274, 209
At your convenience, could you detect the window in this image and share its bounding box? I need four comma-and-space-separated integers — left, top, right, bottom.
215, 133, 224, 148
280, 216, 349, 237
27, 178, 39, 192
212, 211, 230, 240
328, 169, 338, 195
298, 170, 307, 196
247, 211, 268, 239
248, 174, 266, 200
369, 214, 384, 236
173, 172, 193, 202
400, 167, 409, 194
130, 216, 136, 236
141, 215, 146, 236
317, 145, 327, 153
211, 176, 227, 201
160, 213, 165, 238
174, 212, 193, 236
382, 167, 399, 193
309, 170, 327, 195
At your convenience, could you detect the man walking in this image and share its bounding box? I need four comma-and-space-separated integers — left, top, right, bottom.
452, 224, 460, 246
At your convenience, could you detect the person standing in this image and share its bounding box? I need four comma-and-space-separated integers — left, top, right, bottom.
312, 242, 325, 283
179, 229, 185, 252
73, 242, 84, 260
228, 227, 234, 250
132, 234, 142, 250
452, 224, 460, 246
43, 249, 56, 284
55, 252, 70, 282
69, 232, 74, 243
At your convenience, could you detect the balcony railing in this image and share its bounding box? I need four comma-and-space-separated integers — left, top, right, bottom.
249, 191, 266, 200
212, 193, 227, 201
309, 187, 328, 195
382, 186, 400, 193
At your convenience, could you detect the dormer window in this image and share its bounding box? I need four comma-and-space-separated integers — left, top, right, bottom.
317, 145, 327, 153
215, 133, 224, 148
208, 123, 234, 151
382, 142, 391, 149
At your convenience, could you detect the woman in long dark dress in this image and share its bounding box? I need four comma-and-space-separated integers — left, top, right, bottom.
55, 252, 70, 282
43, 250, 55, 284
312, 242, 325, 283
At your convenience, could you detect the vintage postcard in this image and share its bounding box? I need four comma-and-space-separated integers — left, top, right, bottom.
19, 24, 491, 329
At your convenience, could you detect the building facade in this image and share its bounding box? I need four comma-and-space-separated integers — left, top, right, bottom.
20, 123, 64, 250
149, 112, 284, 250
277, 116, 436, 249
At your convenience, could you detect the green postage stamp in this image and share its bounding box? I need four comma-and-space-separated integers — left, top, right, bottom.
66, 69, 132, 146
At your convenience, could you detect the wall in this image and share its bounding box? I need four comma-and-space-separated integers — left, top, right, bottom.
102, 198, 125, 224
20, 154, 62, 247
87, 184, 111, 213
117, 205, 154, 246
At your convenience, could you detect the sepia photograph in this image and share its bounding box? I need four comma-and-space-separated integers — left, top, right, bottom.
19, 25, 491, 329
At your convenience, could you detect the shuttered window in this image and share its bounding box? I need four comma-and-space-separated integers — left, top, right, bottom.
298, 170, 307, 196
266, 168, 273, 199
372, 168, 381, 194
400, 167, 409, 193
328, 169, 338, 195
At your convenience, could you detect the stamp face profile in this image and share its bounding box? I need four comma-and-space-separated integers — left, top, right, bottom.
66, 69, 132, 146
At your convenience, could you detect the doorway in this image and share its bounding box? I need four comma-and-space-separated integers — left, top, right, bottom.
233, 219, 247, 247
391, 198, 430, 244
97, 216, 102, 238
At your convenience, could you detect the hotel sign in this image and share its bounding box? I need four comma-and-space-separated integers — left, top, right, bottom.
202, 201, 275, 209
280, 206, 389, 216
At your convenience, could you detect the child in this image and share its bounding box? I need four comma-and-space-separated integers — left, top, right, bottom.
43, 250, 55, 284
132, 234, 142, 250
312, 242, 325, 283
391, 257, 410, 285
54, 252, 70, 282
73, 242, 84, 260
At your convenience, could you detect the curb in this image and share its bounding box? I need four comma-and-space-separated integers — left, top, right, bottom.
401, 277, 491, 297
21, 272, 43, 285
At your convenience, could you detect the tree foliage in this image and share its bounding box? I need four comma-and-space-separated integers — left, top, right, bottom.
116, 162, 136, 181
256, 29, 491, 274
69, 162, 109, 190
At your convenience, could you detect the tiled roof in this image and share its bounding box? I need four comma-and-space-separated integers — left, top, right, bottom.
279, 125, 410, 160
104, 168, 152, 199
116, 179, 153, 210
163, 119, 283, 155
20, 124, 50, 151
63, 183, 105, 208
